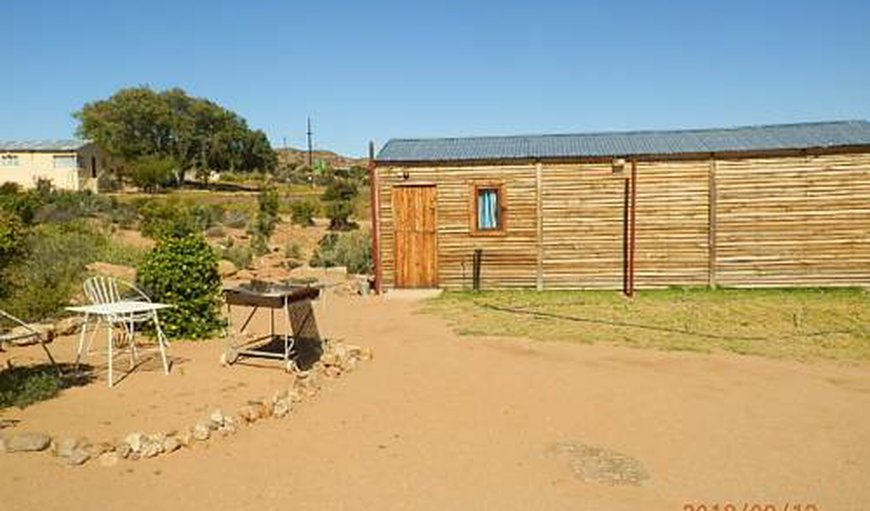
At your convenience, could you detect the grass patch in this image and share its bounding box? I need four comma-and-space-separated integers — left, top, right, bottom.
423, 288, 870, 362
0, 364, 94, 409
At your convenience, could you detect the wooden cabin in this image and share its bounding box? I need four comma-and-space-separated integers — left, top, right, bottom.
370, 120, 870, 292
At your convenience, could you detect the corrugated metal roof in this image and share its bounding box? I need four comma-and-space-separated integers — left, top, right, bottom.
376, 120, 870, 162
0, 139, 91, 152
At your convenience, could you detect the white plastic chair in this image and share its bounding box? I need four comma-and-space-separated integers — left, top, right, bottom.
77, 276, 169, 374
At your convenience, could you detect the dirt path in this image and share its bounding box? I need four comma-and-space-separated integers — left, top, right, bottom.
2, 293, 869, 510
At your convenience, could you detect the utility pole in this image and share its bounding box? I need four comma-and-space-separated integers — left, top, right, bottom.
306, 117, 313, 168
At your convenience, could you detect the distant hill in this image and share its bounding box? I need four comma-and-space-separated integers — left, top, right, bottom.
277, 147, 367, 169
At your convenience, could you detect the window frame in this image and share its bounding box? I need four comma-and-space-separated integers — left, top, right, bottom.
52, 154, 78, 169
469, 181, 507, 237
1, 154, 19, 166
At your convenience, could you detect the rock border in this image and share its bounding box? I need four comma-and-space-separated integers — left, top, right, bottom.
0, 341, 372, 467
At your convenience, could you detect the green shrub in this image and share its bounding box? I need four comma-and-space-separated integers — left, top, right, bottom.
222, 210, 250, 229
322, 181, 358, 230
219, 242, 253, 269
0, 188, 42, 224
0, 222, 104, 321
139, 200, 204, 239
0, 364, 93, 409
0, 211, 26, 297
0, 366, 61, 409
137, 233, 224, 339
289, 200, 317, 226
249, 185, 280, 255
309, 230, 372, 274
108, 202, 139, 228
32, 190, 115, 224
130, 155, 177, 192
285, 241, 302, 260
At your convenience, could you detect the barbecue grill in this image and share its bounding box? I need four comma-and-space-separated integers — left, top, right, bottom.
221, 280, 321, 372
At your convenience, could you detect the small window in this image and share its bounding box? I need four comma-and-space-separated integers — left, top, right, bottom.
1, 154, 19, 166
470, 184, 505, 235
53, 155, 77, 169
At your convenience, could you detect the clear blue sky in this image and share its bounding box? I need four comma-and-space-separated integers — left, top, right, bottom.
2, 0, 869, 156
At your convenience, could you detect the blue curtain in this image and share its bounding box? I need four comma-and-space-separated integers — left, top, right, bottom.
478, 189, 499, 229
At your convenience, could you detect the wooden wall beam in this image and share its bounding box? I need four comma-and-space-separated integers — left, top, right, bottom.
707, 158, 718, 288
536, 161, 544, 291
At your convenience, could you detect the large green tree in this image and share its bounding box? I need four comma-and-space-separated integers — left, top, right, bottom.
75, 87, 277, 186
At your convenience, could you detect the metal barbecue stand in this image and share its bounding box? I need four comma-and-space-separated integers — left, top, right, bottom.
221, 281, 321, 372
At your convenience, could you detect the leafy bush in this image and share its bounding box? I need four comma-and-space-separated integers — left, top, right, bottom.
139, 200, 206, 239
108, 202, 139, 228
285, 242, 302, 260
0, 188, 42, 224
309, 230, 372, 274
137, 233, 224, 339
322, 181, 358, 230
219, 242, 253, 269
0, 223, 105, 321
0, 211, 26, 297
0, 365, 61, 409
97, 170, 123, 192
250, 185, 280, 254
130, 155, 177, 192
222, 209, 250, 229
32, 190, 115, 224
289, 200, 317, 226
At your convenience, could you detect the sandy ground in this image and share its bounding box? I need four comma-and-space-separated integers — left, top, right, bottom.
1, 291, 869, 510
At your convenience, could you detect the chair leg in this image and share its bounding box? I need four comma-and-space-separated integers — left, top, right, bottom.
128, 321, 137, 370
107, 322, 114, 388
152, 314, 170, 375
74, 313, 90, 371
85, 316, 101, 356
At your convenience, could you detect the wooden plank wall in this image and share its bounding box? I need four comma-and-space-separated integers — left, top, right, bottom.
377, 151, 870, 290
716, 153, 870, 287
634, 160, 710, 287
541, 163, 624, 289
378, 165, 538, 289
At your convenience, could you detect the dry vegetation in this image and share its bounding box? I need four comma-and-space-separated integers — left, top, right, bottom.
424, 287, 870, 362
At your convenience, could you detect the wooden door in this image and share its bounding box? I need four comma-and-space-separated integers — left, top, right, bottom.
393, 185, 438, 288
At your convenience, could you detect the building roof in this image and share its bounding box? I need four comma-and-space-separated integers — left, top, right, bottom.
376, 120, 870, 163
0, 139, 91, 152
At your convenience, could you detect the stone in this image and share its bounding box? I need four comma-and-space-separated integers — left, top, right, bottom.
124, 432, 147, 453
53, 437, 84, 458
218, 416, 238, 436
177, 429, 193, 448
288, 388, 302, 403
272, 389, 289, 404
53, 316, 83, 336
98, 451, 120, 467
272, 399, 290, 418
343, 343, 364, 358
86, 442, 114, 458
324, 365, 342, 379
341, 356, 358, 372
6, 326, 42, 346
162, 436, 181, 453
359, 347, 374, 361
237, 405, 259, 424
192, 421, 211, 441
116, 442, 133, 459
209, 409, 227, 429
140, 438, 162, 458
3, 432, 52, 452
320, 352, 341, 367
67, 448, 91, 466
